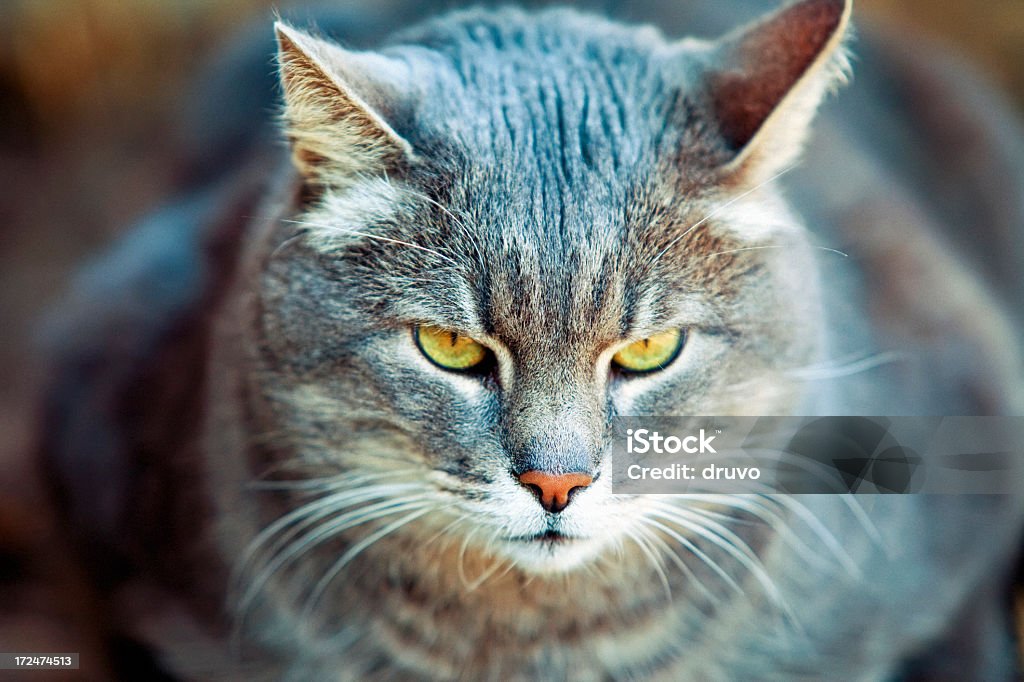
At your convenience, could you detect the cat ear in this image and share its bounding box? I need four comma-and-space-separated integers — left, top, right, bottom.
700, 0, 852, 183
274, 22, 415, 186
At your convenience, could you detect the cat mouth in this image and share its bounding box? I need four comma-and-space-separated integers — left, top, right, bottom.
498, 530, 605, 571
508, 530, 578, 545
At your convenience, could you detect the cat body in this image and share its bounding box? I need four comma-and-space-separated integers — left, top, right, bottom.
40, 1, 1024, 679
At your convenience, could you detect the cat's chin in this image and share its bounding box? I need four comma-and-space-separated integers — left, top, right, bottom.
495, 532, 606, 574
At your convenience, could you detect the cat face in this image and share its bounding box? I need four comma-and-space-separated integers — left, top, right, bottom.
228, 0, 849, 588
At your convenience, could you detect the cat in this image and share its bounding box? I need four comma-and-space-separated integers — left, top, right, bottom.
38, 0, 1024, 679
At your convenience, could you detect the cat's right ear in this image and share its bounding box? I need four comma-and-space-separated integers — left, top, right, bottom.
274, 22, 415, 186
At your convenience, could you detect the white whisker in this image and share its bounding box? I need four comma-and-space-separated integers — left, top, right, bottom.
646, 508, 792, 621
464, 528, 508, 591
237, 482, 425, 579
786, 351, 905, 381
303, 505, 433, 621
282, 218, 459, 265
457, 524, 483, 589
640, 516, 744, 596
643, 530, 720, 606
705, 244, 848, 258
628, 525, 674, 602
652, 163, 798, 265
238, 496, 429, 615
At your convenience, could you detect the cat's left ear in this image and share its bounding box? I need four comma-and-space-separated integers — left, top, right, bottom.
697, 0, 852, 184
274, 22, 416, 186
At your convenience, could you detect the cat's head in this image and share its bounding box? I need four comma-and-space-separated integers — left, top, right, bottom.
225, 0, 851, 584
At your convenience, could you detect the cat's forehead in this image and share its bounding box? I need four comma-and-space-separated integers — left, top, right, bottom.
396, 9, 699, 172
393, 8, 671, 70
387, 9, 726, 243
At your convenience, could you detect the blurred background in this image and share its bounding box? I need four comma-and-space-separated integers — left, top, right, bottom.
0, 0, 1022, 671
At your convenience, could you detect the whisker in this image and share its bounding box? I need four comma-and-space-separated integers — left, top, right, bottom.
246, 469, 411, 492
282, 218, 459, 265
753, 496, 862, 577
652, 163, 798, 265
643, 529, 720, 606
674, 498, 838, 572
237, 496, 429, 615
641, 516, 744, 596
237, 482, 425, 577
423, 512, 472, 546
302, 506, 433, 621
645, 508, 792, 621
782, 350, 905, 382
705, 244, 849, 259
785, 351, 905, 381
628, 525, 674, 602
389, 185, 486, 265
457, 524, 483, 589
464, 528, 507, 591
691, 494, 864, 578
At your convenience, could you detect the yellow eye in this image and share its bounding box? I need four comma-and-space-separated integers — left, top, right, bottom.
415, 325, 490, 371
612, 329, 685, 374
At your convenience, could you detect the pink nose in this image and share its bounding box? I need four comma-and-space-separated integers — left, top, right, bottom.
517, 470, 594, 513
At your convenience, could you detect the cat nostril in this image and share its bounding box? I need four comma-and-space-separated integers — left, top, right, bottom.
516, 470, 593, 513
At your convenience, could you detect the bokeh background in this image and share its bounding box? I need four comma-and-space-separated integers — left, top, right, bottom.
1, 0, 1022, 672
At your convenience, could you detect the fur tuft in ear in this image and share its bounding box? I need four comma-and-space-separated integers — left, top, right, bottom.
275, 22, 415, 186
703, 0, 852, 183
